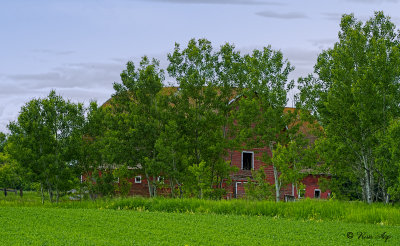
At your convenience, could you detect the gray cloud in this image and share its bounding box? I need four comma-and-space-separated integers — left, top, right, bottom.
309, 38, 337, 50
5, 61, 125, 90
0, 60, 127, 132
256, 11, 308, 19
146, 0, 283, 5
0, 88, 112, 133
346, 0, 398, 3
0, 97, 29, 133
0, 83, 30, 96
283, 47, 319, 67
32, 49, 75, 56
236, 45, 318, 78
322, 12, 400, 26
8, 72, 63, 81
321, 12, 342, 21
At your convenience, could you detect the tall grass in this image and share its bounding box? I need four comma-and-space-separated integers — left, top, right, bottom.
1, 192, 399, 226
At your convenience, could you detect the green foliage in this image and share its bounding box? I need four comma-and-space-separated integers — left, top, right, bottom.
0, 132, 6, 153
90, 170, 115, 198
6, 91, 85, 203
188, 161, 212, 199
113, 164, 133, 197
167, 39, 245, 198
154, 119, 189, 198
271, 138, 316, 198
245, 166, 274, 200
74, 101, 109, 199
297, 11, 400, 203
108, 56, 164, 197
378, 119, 400, 201
231, 45, 298, 201
0, 152, 23, 189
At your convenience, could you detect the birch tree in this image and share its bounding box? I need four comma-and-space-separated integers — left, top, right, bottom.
167, 39, 239, 199
7, 91, 84, 203
111, 56, 164, 197
297, 12, 400, 203
234, 46, 295, 201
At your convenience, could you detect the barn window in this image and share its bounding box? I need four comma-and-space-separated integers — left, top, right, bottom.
314, 189, 321, 199
242, 151, 253, 170
298, 189, 306, 198
135, 176, 142, 184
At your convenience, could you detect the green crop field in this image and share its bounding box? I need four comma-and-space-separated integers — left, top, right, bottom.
0, 206, 398, 245
2, 193, 400, 226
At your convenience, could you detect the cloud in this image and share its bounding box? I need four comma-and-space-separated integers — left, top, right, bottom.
309, 38, 337, 50
0, 83, 30, 96
345, 0, 398, 3
0, 53, 178, 132
234, 45, 319, 79
0, 61, 127, 132
146, 0, 283, 5
0, 96, 28, 133
322, 12, 400, 26
0, 85, 117, 133
283, 47, 319, 67
32, 49, 75, 56
256, 11, 308, 19
321, 12, 342, 21
5, 61, 125, 90
8, 72, 62, 81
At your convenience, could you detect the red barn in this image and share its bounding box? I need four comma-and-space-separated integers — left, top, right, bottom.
224, 147, 331, 199
100, 88, 330, 200
123, 146, 331, 200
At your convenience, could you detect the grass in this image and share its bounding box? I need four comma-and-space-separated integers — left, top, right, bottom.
0, 206, 399, 245
1, 192, 400, 226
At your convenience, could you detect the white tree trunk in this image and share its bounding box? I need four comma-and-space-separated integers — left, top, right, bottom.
273, 165, 280, 202
270, 143, 280, 202
145, 172, 153, 197
362, 155, 372, 204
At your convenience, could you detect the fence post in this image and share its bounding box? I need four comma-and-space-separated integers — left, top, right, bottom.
3, 188, 7, 197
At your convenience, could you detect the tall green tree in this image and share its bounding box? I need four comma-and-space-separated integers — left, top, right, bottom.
167, 39, 239, 199
271, 137, 316, 199
374, 119, 400, 202
42, 91, 85, 202
7, 91, 85, 203
155, 119, 189, 198
110, 56, 164, 197
233, 46, 295, 201
297, 12, 400, 203
0, 150, 23, 195
75, 101, 110, 199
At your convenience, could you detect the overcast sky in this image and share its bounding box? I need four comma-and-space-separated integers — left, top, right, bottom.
1, 0, 400, 132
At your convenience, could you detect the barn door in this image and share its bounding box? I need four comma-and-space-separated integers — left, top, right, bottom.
235, 181, 247, 198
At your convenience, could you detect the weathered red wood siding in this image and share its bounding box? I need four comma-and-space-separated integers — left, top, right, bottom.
227, 148, 330, 200
299, 175, 330, 199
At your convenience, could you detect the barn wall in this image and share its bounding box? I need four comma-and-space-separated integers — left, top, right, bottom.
227, 148, 330, 200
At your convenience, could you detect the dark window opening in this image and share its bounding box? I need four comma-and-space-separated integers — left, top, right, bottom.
314, 189, 321, 199
242, 152, 253, 170
298, 189, 306, 198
